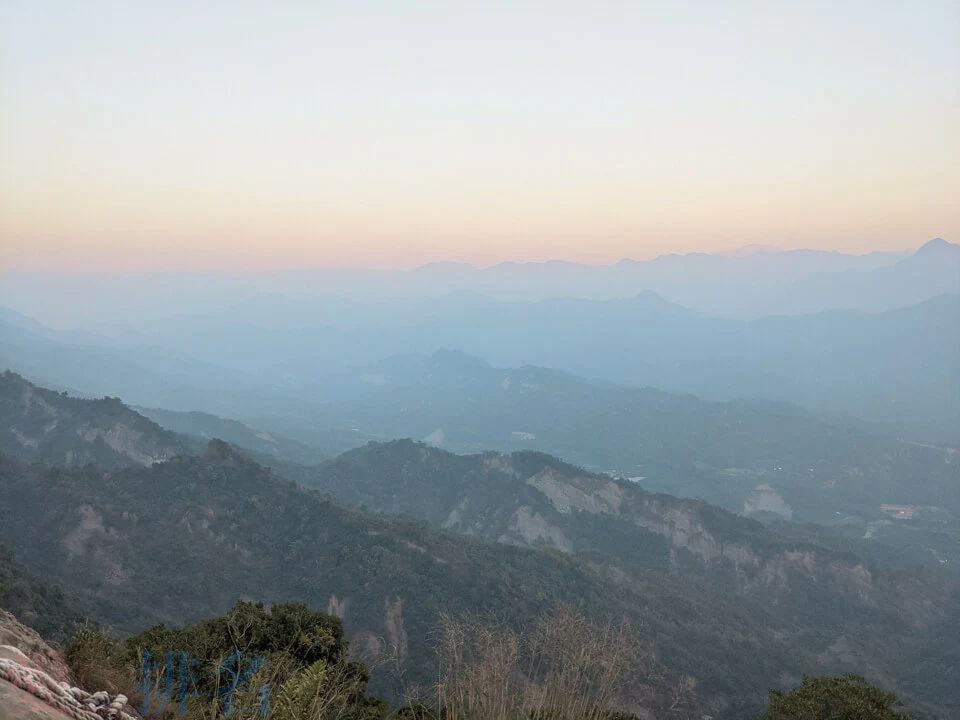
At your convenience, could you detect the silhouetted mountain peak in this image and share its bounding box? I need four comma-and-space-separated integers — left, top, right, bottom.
913, 237, 956, 257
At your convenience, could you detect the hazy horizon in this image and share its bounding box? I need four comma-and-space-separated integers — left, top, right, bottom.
0, 237, 936, 276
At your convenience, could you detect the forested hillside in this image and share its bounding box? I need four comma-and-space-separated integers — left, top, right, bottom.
0, 440, 956, 717
0, 545, 83, 645
0, 371, 187, 467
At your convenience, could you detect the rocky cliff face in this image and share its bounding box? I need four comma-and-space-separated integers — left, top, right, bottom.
0, 371, 186, 467
507, 457, 893, 607
0, 609, 73, 686
0, 609, 138, 720
312, 441, 877, 595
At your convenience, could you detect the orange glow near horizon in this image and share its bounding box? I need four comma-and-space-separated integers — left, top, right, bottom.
2, 2, 958, 272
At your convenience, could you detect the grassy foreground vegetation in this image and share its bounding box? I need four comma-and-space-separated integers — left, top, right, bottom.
63, 602, 914, 720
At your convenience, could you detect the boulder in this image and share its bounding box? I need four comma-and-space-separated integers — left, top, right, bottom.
0, 609, 74, 685
0, 609, 138, 720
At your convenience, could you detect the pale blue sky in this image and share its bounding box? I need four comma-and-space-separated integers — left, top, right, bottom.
1, 1, 958, 270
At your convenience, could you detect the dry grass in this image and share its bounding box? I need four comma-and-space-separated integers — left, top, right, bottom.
65, 623, 140, 702
436, 605, 646, 720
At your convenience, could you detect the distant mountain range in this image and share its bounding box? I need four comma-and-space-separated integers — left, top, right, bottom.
387, 238, 953, 317
125, 353, 958, 569
249, 350, 960, 525
2, 291, 958, 439
0, 379, 957, 717
0, 239, 955, 331
11, 338, 943, 542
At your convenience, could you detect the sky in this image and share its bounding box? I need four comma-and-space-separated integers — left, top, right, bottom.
1, 1, 958, 271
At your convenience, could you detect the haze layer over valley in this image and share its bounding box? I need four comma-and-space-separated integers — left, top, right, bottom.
2, 239, 958, 612
3, 239, 958, 441
3, 193, 959, 720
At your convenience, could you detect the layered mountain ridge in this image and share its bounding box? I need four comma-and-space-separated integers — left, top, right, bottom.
0, 377, 957, 717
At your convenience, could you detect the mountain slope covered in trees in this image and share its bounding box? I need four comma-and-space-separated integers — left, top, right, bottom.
0, 441, 957, 717
1, 378, 957, 717
0, 545, 84, 645
0, 371, 187, 467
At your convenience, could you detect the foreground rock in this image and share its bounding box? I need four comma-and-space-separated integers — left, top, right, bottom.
0, 609, 137, 720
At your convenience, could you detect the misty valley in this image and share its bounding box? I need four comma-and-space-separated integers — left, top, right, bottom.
0, 240, 958, 719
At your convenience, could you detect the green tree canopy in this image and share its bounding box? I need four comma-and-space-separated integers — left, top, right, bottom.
764, 675, 911, 719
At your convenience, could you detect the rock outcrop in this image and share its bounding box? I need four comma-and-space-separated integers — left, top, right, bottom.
0, 609, 137, 720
